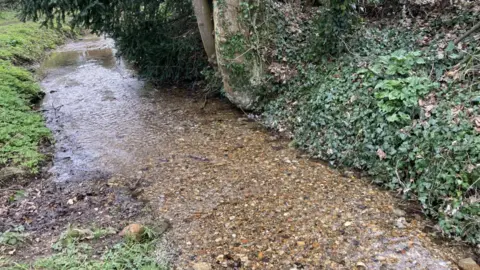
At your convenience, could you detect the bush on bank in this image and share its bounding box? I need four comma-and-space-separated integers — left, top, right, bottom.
262, 6, 480, 243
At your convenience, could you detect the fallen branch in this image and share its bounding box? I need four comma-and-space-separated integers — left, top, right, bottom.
454, 21, 480, 45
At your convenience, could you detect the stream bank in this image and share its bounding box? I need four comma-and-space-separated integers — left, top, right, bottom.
1, 35, 477, 269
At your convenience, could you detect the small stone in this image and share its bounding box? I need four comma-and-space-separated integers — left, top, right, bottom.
297, 241, 306, 247
119, 224, 145, 241
395, 217, 407, 229
344, 221, 353, 227
458, 258, 480, 270
393, 208, 406, 217
356, 262, 367, 269
258, 252, 264, 259
238, 254, 249, 263
193, 262, 212, 270
67, 199, 74, 205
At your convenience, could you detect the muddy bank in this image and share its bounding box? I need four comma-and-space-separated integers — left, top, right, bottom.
1, 36, 477, 268
0, 36, 153, 261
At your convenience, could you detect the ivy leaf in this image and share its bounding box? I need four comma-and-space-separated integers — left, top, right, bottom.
386, 114, 400, 122
471, 96, 480, 105
416, 58, 426, 64
446, 41, 455, 52
449, 53, 461, 59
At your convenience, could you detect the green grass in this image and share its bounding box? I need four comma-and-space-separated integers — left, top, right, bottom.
0, 226, 29, 246
0, 11, 18, 25
1, 226, 168, 270
0, 12, 73, 172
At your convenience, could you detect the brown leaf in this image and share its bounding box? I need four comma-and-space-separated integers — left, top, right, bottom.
376, 149, 387, 160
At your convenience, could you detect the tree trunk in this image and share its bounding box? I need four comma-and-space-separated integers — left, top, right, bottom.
192, 0, 216, 63
212, 0, 263, 110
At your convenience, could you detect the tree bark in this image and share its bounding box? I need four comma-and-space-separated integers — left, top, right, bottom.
212, 0, 262, 110
192, 0, 216, 63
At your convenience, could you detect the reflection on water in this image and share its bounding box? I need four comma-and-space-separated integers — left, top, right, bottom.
40, 36, 145, 182
42, 48, 116, 69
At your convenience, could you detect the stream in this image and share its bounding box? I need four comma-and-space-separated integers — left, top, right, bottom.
11, 36, 474, 268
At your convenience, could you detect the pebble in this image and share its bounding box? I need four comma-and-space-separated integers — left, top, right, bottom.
458, 258, 480, 270
119, 224, 145, 240
393, 208, 406, 217
192, 262, 212, 270
395, 217, 407, 229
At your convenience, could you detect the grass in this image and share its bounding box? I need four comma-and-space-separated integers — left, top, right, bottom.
0, 11, 73, 172
1, 226, 168, 270
0, 226, 29, 246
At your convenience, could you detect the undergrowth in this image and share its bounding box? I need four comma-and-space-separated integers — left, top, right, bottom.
0, 12, 73, 172
1, 226, 168, 270
262, 5, 480, 243
20, 0, 207, 84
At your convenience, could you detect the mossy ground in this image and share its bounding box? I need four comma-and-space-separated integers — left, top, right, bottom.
0, 11, 73, 172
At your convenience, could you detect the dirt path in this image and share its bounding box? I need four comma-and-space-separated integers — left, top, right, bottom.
2, 36, 475, 269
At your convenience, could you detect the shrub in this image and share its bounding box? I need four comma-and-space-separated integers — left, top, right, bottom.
262, 12, 480, 243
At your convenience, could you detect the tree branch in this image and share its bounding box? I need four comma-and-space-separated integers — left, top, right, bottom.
455, 21, 480, 45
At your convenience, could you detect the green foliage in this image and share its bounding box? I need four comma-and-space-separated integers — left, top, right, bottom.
311, 0, 361, 56
0, 61, 51, 171
6, 226, 168, 270
0, 226, 28, 246
20, 0, 207, 83
360, 50, 439, 124
0, 13, 70, 172
201, 66, 224, 96
52, 225, 117, 251
0, 0, 18, 10
111, 0, 206, 83
263, 11, 480, 244
0, 15, 70, 63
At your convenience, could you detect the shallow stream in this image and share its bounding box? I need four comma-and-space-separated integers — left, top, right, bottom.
37, 36, 472, 269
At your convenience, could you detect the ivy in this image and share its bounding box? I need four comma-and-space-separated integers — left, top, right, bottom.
262, 8, 480, 244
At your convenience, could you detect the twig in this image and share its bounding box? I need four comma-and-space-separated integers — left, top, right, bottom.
0, 185, 23, 192
225, 47, 254, 62
454, 21, 480, 45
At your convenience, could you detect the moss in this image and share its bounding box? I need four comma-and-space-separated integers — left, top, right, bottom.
0, 12, 72, 172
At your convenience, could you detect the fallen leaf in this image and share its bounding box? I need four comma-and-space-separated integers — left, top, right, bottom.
376, 149, 387, 160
